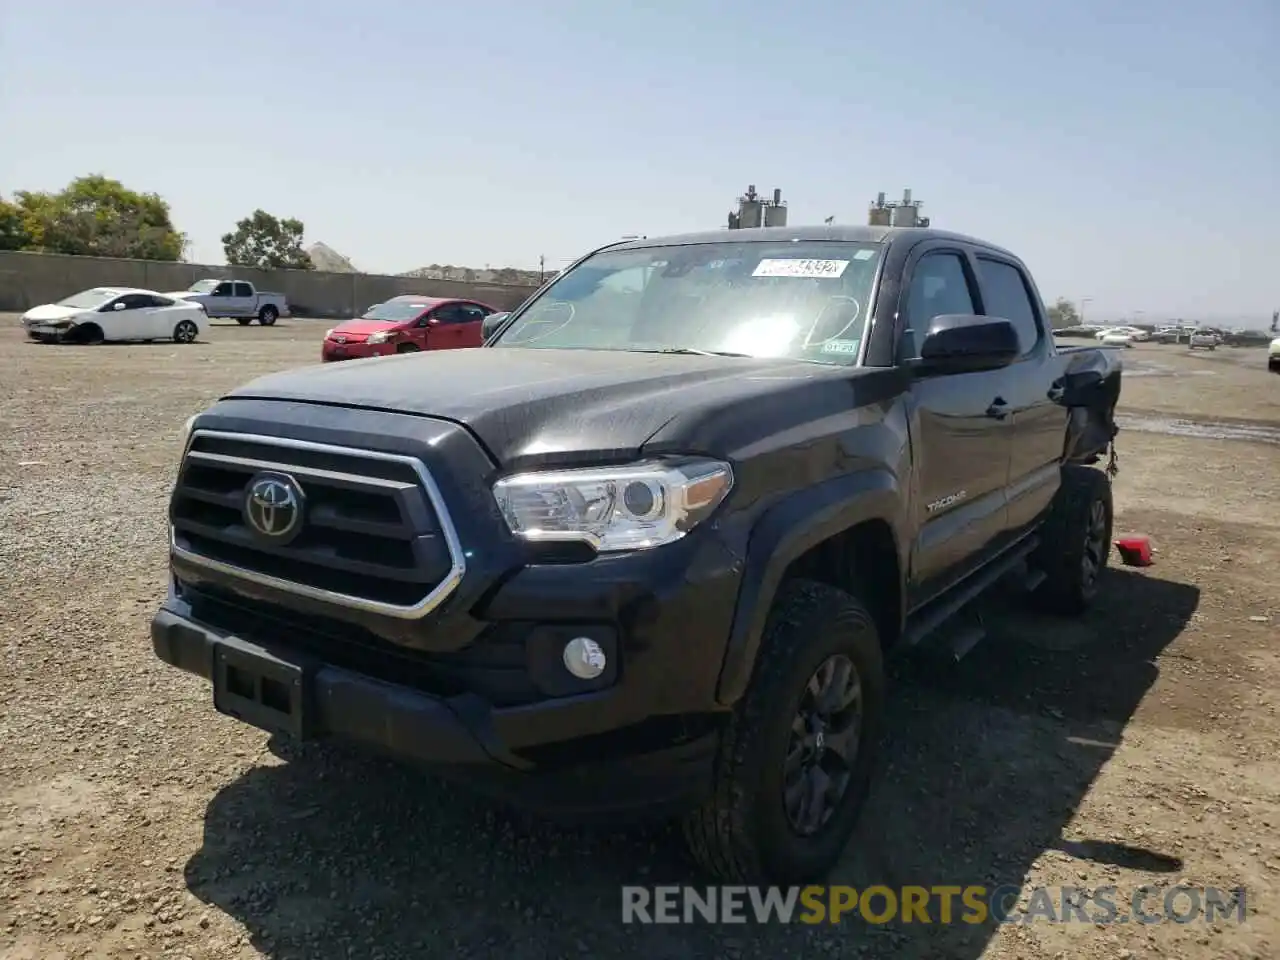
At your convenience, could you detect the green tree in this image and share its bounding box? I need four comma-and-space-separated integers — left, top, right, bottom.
221, 210, 314, 270
0, 196, 32, 250
14, 175, 185, 260
1046, 297, 1081, 330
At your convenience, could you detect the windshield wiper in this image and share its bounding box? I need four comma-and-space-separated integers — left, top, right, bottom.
637, 347, 754, 358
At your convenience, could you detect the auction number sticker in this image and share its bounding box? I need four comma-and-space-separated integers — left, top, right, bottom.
821, 338, 861, 355
752, 258, 849, 278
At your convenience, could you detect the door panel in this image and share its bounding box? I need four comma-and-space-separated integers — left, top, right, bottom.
973, 256, 1067, 532
228, 282, 255, 316
899, 246, 1017, 607
207, 282, 236, 316
102, 294, 148, 339
425, 304, 466, 349
456, 303, 488, 347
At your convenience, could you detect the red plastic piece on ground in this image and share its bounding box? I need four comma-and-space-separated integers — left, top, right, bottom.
1114, 535, 1153, 567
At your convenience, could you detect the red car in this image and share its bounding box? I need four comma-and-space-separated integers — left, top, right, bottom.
321, 296, 498, 362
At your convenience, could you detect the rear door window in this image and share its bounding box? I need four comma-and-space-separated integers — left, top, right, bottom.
976, 258, 1042, 355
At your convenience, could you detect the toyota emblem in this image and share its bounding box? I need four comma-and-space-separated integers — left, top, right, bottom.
243, 472, 305, 542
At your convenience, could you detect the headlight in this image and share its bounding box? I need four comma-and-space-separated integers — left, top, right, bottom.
324, 328, 335, 339
366, 331, 391, 344
179, 415, 196, 448
493, 458, 733, 552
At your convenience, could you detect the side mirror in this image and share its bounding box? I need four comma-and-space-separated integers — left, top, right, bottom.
916, 314, 1020, 374
482, 312, 509, 343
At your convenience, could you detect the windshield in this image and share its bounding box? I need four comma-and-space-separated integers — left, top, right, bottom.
56, 288, 118, 309
491, 240, 882, 364
188, 280, 217, 294
361, 301, 432, 322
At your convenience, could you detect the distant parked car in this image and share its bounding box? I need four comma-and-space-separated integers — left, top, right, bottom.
21, 287, 207, 345
1098, 329, 1136, 347
321, 295, 498, 361
1189, 329, 1219, 350
1096, 326, 1148, 342
1053, 325, 1101, 338
1268, 336, 1280, 372
168, 279, 290, 325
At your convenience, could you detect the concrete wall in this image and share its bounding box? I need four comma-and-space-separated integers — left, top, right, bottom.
0, 251, 542, 317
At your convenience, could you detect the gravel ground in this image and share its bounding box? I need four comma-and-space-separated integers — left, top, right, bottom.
1, 321, 1278, 959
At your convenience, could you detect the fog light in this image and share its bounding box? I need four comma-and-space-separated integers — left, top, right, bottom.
563, 637, 607, 679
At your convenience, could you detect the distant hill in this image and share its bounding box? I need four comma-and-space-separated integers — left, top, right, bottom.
307, 242, 358, 273
400, 263, 552, 285
304, 244, 551, 286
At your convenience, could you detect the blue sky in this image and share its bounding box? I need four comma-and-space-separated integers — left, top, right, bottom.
2, 0, 1275, 323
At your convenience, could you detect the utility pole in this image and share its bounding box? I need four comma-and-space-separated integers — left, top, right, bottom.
539, 254, 545, 283
1079, 297, 1093, 325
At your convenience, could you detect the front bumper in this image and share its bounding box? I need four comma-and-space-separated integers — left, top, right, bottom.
24, 322, 71, 339
152, 602, 719, 816
321, 339, 393, 362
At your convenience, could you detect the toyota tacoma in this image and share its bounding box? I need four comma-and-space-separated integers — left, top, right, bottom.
153, 225, 1123, 883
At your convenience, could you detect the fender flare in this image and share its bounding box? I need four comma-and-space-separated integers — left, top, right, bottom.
715, 468, 907, 706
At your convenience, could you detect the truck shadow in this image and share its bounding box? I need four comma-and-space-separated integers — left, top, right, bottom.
183, 567, 1198, 959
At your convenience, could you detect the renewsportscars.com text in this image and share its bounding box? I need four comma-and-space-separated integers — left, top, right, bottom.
621, 885, 1248, 926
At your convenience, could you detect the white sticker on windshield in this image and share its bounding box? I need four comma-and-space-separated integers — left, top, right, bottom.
821, 338, 861, 355
853, 249, 876, 260
752, 258, 849, 279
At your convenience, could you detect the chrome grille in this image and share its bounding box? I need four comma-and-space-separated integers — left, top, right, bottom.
169, 431, 465, 617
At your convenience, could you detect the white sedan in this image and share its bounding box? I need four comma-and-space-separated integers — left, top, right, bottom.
1098, 330, 1136, 347
1269, 336, 1279, 373
1095, 325, 1149, 342
21, 287, 208, 345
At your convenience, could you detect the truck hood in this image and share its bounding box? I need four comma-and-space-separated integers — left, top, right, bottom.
223, 347, 907, 468
166, 291, 204, 299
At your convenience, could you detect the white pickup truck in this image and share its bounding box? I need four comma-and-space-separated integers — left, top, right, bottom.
169, 279, 290, 326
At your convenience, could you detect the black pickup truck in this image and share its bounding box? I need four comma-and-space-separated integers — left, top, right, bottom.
153, 225, 1122, 884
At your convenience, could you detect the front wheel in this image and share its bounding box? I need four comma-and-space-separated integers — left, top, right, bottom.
682, 579, 884, 883
173, 319, 199, 344
396, 343, 420, 354
1029, 465, 1113, 615
258, 305, 278, 326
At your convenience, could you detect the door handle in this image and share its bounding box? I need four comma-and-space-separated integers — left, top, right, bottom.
985, 397, 1009, 420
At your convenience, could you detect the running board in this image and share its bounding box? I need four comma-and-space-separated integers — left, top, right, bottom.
1024, 567, 1047, 592
947, 622, 987, 661
903, 535, 1041, 649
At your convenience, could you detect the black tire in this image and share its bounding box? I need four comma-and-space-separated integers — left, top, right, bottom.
173, 319, 199, 344
76, 323, 105, 345
1029, 465, 1113, 615
236, 317, 253, 326
258, 305, 278, 326
682, 578, 885, 884
396, 343, 420, 354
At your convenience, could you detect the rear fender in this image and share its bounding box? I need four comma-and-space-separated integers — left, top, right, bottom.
1057, 347, 1123, 464
715, 468, 907, 706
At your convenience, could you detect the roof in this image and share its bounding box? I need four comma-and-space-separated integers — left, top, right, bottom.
85, 286, 159, 296
607, 224, 1017, 259
387, 295, 444, 305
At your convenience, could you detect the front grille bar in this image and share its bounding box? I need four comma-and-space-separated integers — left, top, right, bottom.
170, 430, 467, 619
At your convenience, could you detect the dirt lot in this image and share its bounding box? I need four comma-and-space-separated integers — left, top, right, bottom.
1, 321, 1277, 959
